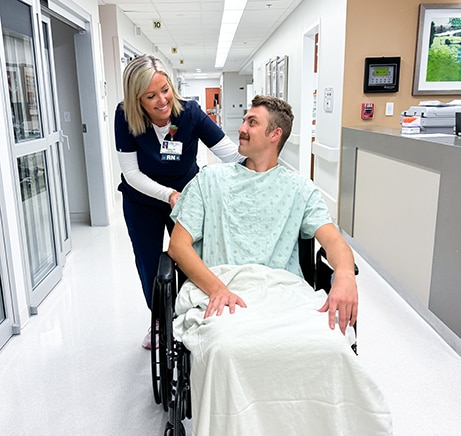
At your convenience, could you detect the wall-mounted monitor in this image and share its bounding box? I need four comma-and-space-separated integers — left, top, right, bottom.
363, 57, 401, 93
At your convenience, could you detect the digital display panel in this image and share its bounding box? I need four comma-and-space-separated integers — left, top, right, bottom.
364, 57, 400, 93
369, 65, 395, 85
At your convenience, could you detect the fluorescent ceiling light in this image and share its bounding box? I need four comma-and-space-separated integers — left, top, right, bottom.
215, 0, 248, 68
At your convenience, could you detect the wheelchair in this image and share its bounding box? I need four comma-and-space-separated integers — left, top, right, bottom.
151, 237, 358, 436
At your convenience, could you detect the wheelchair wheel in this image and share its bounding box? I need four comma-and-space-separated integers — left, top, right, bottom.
159, 309, 173, 412
151, 315, 161, 403
151, 282, 173, 411
164, 421, 186, 436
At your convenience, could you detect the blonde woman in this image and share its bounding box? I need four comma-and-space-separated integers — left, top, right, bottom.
114, 55, 242, 349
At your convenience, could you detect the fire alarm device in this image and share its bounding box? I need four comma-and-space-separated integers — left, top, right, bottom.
361, 103, 374, 119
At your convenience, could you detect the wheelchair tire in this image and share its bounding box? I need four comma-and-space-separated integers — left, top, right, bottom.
164, 421, 186, 436
158, 280, 174, 411
151, 319, 161, 404
151, 281, 173, 410
159, 325, 172, 411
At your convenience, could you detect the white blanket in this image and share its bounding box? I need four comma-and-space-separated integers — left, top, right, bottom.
174, 264, 392, 436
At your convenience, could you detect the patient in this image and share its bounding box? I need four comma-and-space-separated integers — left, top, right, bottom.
168, 95, 392, 435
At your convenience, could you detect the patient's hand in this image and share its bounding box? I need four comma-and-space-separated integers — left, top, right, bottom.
317, 270, 358, 335
204, 288, 247, 318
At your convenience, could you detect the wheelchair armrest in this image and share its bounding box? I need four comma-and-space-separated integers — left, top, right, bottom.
316, 247, 359, 293
317, 247, 359, 276
157, 252, 176, 284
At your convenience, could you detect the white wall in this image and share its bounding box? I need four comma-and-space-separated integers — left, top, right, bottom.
221, 72, 252, 142
252, 0, 347, 220
181, 78, 220, 111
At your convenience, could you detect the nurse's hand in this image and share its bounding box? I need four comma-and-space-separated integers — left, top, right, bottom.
169, 190, 180, 208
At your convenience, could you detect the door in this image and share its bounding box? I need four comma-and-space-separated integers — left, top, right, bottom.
1, 0, 64, 312
300, 26, 319, 180
0, 215, 16, 350
206, 87, 220, 124
311, 32, 319, 180
41, 15, 72, 257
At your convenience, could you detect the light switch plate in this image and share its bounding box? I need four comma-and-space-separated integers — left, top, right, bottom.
385, 102, 394, 116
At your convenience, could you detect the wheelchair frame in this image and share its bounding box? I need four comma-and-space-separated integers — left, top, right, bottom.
151, 238, 358, 436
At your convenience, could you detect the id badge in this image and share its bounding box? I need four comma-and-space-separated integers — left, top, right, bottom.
160, 140, 183, 161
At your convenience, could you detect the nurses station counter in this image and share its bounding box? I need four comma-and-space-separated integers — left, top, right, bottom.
339, 126, 461, 354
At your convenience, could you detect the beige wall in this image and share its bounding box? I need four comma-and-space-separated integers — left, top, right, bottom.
343, 0, 461, 128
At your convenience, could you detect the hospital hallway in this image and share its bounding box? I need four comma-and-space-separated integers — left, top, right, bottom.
1, 199, 461, 435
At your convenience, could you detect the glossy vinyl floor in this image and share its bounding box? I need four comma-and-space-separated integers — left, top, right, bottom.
2, 162, 461, 436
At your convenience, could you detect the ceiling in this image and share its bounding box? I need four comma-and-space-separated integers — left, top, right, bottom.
98, 0, 302, 80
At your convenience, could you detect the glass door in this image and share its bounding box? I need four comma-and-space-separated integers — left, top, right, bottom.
1, 0, 63, 311
0, 214, 15, 350
41, 16, 71, 257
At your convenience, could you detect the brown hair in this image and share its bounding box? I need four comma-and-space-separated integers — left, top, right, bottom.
251, 95, 294, 154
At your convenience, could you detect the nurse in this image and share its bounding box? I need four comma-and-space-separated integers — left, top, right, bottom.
114, 55, 242, 349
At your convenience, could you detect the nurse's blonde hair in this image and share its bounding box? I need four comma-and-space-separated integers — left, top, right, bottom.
122, 55, 184, 136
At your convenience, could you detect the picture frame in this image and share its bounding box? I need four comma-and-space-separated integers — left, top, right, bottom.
270, 58, 277, 97
265, 56, 289, 99
265, 60, 271, 96
276, 55, 288, 100
413, 3, 461, 95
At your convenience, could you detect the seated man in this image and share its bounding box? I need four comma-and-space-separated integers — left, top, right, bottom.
168, 95, 392, 436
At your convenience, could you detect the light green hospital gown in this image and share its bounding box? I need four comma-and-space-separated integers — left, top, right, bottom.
170, 162, 332, 276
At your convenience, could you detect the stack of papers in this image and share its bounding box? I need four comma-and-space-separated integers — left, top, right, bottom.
419, 100, 461, 106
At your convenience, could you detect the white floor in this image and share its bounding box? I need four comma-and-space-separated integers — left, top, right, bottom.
1, 155, 461, 435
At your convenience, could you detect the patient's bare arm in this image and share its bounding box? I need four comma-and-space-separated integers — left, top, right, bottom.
168, 222, 247, 318
314, 223, 358, 335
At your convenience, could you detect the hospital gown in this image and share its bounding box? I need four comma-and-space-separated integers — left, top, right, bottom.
171, 162, 332, 275
170, 163, 393, 436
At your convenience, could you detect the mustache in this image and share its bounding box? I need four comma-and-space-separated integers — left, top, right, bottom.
239, 134, 249, 141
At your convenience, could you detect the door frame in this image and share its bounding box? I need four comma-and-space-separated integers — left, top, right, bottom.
300, 23, 320, 180
48, 0, 113, 226
0, 64, 20, 348
40, 14, 72, 257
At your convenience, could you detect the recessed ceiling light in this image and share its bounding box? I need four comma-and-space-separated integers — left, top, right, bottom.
215, 0, 248, 68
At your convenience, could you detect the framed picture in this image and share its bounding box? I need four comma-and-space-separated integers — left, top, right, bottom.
265, 61, 271, 96
270, 58, 277, 97
276, 55, 288, 100
413, 3, 461, 95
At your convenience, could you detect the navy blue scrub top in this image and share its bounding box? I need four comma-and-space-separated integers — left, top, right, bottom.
114, 99, 225, 206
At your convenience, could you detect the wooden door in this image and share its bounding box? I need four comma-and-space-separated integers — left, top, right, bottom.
206, 87, 220, 123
